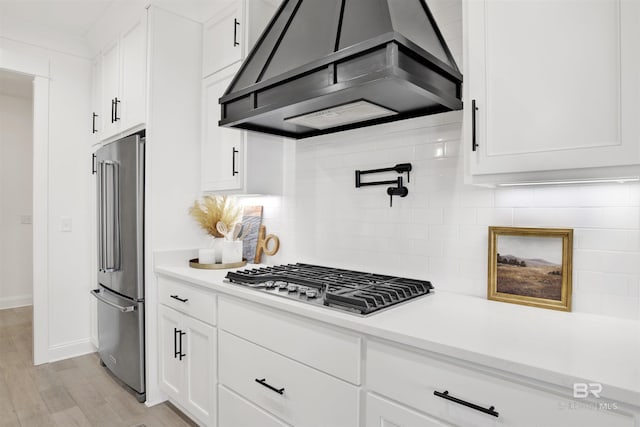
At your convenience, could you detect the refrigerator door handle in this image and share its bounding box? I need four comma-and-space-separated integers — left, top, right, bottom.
91, 289, 136, 312
103, 160, 121, 272
98, 161, 106, 272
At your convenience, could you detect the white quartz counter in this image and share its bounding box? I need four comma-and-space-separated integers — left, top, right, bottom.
155, 263, 640, 407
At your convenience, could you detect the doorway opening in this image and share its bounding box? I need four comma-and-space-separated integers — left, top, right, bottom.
0, 69, 34, 362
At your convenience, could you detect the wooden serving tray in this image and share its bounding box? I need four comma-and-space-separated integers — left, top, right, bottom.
189, 258, 247, 270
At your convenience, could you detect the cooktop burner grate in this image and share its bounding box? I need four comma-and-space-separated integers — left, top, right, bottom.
225, 263, 433, 316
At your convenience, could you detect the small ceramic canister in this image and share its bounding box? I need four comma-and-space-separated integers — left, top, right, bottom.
222, 240, 243, 264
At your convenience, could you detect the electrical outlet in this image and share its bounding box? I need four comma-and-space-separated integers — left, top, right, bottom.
60, 216, 72, 232
20, 215, 32, 224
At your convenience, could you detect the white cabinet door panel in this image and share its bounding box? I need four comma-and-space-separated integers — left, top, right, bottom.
158, 305, 183, 401
120, 15, 147, 132
183, 315, 216, 427
203, 2, 243, 78
466, 0, 640, 177
219, 385, 290, 427
366, 393, 450, 427
202, 65, 244, 192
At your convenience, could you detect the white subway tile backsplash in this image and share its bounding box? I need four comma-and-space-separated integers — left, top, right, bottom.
287, 106, 640, 321
476, 208, 513, 226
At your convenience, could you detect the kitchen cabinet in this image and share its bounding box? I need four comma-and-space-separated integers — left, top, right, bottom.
158, 277, 217, 427
218, 329, 359, 427
464, 0, 640, 185
90, 56, 102, 144
100, 13, 147, 141
202, 64, 283, 194
202, 0, 280, 78
155, 270, 640, 427
366, 393, 449, 427
219, 385, 290, 427
367, 339, 635, 427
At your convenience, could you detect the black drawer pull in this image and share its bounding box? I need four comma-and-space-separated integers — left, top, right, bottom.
170, 295, 188, 303
255, 378, 284, 395
434, 390, 499, 418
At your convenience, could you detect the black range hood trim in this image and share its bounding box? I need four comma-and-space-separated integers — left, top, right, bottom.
220, 32, 461, 105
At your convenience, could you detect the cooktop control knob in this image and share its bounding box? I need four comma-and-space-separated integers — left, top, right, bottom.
277, 282, 288, 290
305, 289, 317, 298
287, 284, 298, 293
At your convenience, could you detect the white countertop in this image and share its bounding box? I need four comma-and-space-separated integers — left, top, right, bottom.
155, 263, 640, 407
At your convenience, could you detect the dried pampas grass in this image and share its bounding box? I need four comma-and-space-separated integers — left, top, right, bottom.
188, 195, 241, 237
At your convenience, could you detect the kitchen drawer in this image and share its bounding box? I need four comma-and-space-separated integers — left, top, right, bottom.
218, 296, 361, 384
367, 340, 634, 427
219, 330, 359, 427
158, 276, 216, 325
366, 392, 450, 427
219, 384, 291, 427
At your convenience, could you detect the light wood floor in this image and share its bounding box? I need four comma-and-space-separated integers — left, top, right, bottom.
0, 306, 197, 427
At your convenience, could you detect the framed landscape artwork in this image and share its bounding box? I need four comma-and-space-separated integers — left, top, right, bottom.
488, 227, 573, 311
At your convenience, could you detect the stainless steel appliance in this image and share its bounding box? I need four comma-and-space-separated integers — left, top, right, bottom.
91, 133, 145, 402
225, 264, 433, 316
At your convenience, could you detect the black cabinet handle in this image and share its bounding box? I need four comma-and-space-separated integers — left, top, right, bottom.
232, 147, 239, 176
255, 378, 284, 395
233, 18, 240, 47
173, 328, 179, 359
92, 112, 98, 134
434, 390, 498, 418
170, 295, 188, 303
471, 99, 479, 152
178, 330, 186, 360
114, 98, 120, 122
92, 154, 97, 175
111, 99, 115, 123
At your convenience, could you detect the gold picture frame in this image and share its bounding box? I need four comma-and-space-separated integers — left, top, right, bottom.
488, 227, 573, 311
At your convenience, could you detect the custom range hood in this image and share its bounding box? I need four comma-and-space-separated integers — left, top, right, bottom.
219, 0, 463, 139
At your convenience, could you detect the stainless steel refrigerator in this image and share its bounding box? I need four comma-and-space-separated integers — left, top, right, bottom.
91, 133, 145, 402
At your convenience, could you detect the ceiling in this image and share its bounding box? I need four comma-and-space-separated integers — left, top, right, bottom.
0, 0, 115, 37
0, 69, 33, 98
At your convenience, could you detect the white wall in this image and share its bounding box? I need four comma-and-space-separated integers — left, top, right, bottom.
0, 93, 33, 309
0, 36, 94, 360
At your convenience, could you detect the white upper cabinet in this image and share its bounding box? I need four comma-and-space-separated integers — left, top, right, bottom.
464, 0, 640, 184
100, 13, 148, 141
203, 2, 243, 78
202, 0, 280, 78
202, 64, 245, 192
202, 61, 283, 195
90, 56, 102, 144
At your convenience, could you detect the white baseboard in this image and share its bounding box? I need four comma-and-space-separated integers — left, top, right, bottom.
48, 338, 97, 363
0, 294, 33, 310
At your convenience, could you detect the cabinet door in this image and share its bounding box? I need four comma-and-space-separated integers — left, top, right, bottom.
158, 305, 184, 401
366, 393, 449, 427
182, 315, 217, 427
203, 1, 243, 77
101, 40, 120, 139
466, 0, 640, 177
90, 56, 102, 144
202, 65, 244, 192
120, 13, 147, 132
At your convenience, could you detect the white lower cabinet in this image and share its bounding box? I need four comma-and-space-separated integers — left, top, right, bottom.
158, 304, 217, 426
367, 340, 635, 427
366, 393, 450, 427
219, 385, 291, 427
218, 329, 359, 427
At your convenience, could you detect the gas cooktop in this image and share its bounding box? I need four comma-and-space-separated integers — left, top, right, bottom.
225, 263, 433, 316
